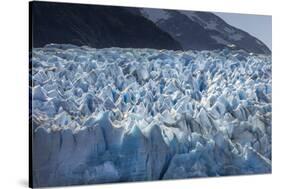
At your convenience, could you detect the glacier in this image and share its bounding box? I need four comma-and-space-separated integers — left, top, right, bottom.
31, 44, 271, 187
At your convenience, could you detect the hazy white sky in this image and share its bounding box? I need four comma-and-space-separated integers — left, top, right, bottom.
214, 12, 272, 50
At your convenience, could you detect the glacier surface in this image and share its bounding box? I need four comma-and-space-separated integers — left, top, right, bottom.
31, 44, 271, 187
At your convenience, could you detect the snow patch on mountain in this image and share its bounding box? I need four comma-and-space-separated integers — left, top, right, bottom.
140, 9, 171, 23
211, 36, 229, 45
229, 33, 244, 41
180, 11, 218, 30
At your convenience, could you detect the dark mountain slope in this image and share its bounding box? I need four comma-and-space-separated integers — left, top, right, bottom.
138, 8, 271, 54
30, 2, 182, 50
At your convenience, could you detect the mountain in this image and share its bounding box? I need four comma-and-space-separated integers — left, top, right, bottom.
136, 8, 271, 54
30, 2, 182, 50
30, 2, 271, 54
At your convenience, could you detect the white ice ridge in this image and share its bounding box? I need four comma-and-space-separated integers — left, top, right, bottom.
31, 44, 271, 187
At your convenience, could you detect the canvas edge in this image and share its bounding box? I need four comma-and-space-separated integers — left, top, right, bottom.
29, 1, 34, 188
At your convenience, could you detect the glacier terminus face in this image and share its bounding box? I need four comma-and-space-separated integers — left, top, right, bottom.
31, 44, 271, 187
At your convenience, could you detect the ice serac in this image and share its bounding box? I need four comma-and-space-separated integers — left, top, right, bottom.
31, 44, 271, 187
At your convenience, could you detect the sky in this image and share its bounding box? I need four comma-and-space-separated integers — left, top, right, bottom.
214, 12, 272, 50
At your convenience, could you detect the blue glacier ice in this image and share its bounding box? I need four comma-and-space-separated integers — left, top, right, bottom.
31, 44, 271, 187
